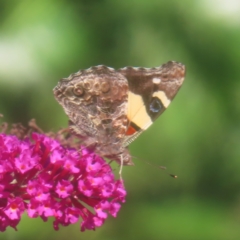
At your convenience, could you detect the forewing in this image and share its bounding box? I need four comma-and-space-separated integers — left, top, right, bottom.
117, 61, 185, 147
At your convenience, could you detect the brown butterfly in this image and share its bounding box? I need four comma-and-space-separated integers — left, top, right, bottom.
53, 61, 185, 167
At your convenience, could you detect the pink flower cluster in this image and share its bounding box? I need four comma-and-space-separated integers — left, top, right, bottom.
0, 133, 126, 231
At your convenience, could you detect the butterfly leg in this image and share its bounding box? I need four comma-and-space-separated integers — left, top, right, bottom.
119, 154, 123, 181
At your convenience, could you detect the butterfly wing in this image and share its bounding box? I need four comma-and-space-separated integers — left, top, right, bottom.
117, 61, 185, 147
53, 65, 130, 155
53, 62, 185, 166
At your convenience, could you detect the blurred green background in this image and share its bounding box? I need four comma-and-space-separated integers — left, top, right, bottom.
1, 0, 240, 239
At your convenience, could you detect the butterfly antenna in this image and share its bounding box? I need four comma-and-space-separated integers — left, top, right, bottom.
131, 155, 177, 178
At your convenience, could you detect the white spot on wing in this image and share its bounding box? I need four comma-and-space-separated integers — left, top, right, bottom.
152, 77, 161, 84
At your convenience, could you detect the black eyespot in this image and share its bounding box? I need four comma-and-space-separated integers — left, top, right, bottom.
149, 97, 162, 113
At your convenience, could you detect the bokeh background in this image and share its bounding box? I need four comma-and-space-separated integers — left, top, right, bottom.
1, 0, 240, 239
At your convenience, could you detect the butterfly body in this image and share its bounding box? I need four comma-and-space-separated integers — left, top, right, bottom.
53, 61, 185, 165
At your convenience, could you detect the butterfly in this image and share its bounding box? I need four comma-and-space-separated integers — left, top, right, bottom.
53, 61, 185, 167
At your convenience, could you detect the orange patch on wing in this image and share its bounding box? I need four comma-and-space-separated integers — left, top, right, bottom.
126, 125, 137, 136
